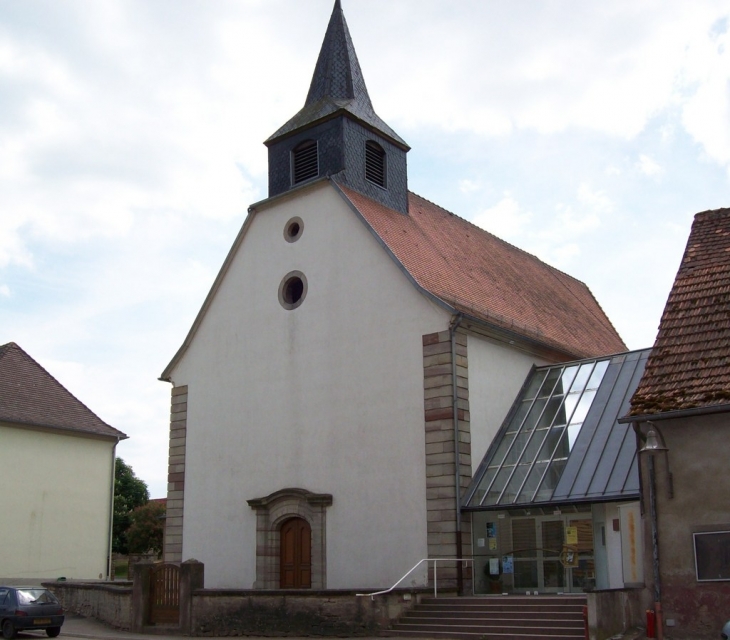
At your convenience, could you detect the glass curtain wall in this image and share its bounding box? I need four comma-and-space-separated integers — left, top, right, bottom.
469, 358, 609, 509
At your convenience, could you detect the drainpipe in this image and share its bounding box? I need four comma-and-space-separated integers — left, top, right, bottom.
450, 313, 464, 595
107, 442, 118, 581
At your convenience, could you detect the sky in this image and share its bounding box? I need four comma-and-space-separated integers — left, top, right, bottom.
2, 0, 729, 498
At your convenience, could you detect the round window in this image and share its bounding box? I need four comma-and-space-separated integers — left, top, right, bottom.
278, 271, 308, 310
284, 217, 304, 243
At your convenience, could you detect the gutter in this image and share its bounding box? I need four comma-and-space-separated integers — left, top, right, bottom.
618, 402, 730, 424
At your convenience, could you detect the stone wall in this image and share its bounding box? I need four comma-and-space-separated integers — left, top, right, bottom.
45, 581, 132, 630
586, 588, 647, 640
639, 413, 730, 638
44, 577, 425, 636
191, 589, 425, 637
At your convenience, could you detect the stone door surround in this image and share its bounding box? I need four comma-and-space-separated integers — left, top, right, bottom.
248, 488, 333, 589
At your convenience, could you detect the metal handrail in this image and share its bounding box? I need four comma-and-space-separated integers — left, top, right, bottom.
356, 558, 474, 600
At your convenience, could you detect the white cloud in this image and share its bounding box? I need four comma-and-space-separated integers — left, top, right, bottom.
638, 154, 664, 176
680, 13, 730, 166
1, 0, 728, 496
458, 179, 482, 194
471, 193, 533, 239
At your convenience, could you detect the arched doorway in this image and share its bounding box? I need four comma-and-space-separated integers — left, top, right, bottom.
280, 517, 311, 588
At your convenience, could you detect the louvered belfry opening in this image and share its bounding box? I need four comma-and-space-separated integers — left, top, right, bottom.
365, 140, 386, 187
292, 140, 319, 184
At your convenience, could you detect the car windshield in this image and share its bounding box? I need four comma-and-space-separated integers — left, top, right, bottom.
16, 589, 58, 605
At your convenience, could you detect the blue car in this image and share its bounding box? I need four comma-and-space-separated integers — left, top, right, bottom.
0, 586, 64, 639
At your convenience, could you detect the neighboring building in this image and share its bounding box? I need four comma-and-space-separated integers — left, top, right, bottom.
160, 0, 626, 590
622, 207, 730, 639
0, 342, 127, 582
464, 348, 650, 594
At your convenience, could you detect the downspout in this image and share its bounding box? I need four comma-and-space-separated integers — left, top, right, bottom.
450, 313, 464, 595
107, 442, 118, 581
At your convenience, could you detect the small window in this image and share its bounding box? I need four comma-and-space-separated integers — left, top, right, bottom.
694, 530, 730, 581
292, 140, 319, 185
365, 140, 386, 188
278, 271, 308, 310
284, 217, 304, 243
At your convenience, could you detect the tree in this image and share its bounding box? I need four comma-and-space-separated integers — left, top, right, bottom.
127, 500, 166, 556
112, 457, 149, 554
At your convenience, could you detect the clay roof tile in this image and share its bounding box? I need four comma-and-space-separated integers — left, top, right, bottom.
0, 342, 126, 439
630, 208, 730, 415
339, 186, 626, 358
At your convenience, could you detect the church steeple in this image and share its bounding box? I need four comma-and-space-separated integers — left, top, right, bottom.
265, 0, 410, 214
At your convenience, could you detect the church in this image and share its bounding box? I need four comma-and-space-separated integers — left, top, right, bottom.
160, 0, 627, 592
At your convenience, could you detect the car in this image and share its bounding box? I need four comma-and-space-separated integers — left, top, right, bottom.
0, 586, 64, 639
722, 619, 730, 640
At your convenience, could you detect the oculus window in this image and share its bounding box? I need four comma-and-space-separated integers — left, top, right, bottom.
284, 217, 304, 243
278, 271, 308, 310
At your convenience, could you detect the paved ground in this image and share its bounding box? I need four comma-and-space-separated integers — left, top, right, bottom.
16, 615, 190, 640
14, 615, 648, 640
15, 615, 394, 640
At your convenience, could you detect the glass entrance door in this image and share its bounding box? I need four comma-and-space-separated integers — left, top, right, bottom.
541, 519, 565, 591
510, 514, 594, 593
566, 517, 595, 591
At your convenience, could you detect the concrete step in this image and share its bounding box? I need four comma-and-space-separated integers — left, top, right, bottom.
402, 610, 584, 621
387, 631, 585, 640
398, 615, 584, 627
394, 621, 584, 633
389, 595, 587, 640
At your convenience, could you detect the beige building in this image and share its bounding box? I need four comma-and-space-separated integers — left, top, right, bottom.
160, 0, 626, 591
0, 342, 127, 582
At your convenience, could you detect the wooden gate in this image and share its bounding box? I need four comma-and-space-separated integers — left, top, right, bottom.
149, 563, 180, 625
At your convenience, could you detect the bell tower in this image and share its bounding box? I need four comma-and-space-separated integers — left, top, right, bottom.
265, 0, 410, 214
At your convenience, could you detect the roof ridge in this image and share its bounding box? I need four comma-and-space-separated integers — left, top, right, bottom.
695, 206, 730, 219
0, 342, 18, 360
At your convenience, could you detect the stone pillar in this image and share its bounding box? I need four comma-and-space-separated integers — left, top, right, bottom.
179, 559, 204, 635
422, 330, 472, 590
164, 385, 188, 562
131, 561, 154, 632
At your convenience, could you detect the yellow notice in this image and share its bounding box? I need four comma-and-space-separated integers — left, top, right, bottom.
566, 526, 578, 545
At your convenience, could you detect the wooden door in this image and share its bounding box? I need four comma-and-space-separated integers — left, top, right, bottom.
280, 517, 311, 588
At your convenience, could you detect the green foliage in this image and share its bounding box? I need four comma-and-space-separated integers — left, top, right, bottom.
112, 458, 149, 554
127, 500, 166, 555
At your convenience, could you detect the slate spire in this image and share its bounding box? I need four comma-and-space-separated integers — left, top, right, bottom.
266, 0, 408, 149
265, 0, 409, 214
305, 0, 373, 110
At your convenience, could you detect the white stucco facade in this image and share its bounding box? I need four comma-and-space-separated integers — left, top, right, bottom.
0, 423, 115, 582
467, 335, 552, 471
170, 184, 449, 589
167, 183, 562, 590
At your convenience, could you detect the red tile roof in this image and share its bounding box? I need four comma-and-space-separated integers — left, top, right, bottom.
630, 208, 730, 415
339, 186, 626, 358
0, 342, 127, 439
